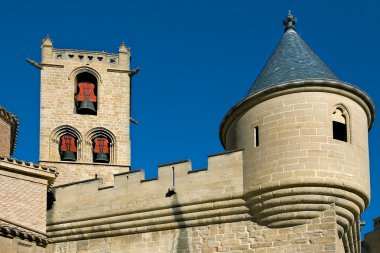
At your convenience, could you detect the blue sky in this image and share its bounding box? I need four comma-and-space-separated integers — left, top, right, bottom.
0, 0, 378, 236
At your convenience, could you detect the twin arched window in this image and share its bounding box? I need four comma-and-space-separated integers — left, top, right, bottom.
53, 126, 115, 164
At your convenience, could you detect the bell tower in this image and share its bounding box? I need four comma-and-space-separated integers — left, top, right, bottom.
38, 36, 135, 186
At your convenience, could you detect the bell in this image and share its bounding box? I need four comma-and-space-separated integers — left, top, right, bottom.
78, 100, 96, 114
95, 152, 109, 163
62, 151, 76, 161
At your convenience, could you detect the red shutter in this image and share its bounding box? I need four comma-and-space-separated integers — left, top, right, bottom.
77, 82, 97, 102
60, 135, 77, 152
93, 138, 109, 153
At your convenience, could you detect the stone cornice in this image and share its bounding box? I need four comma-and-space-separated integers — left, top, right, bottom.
0, 218, 48, 247
0, 156, 58, 187
40, 63, 64, 68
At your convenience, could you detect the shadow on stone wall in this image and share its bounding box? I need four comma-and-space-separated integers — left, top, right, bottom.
170, 194, 190, 253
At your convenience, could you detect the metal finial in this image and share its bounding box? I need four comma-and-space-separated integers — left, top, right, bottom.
283, 10, 297, 32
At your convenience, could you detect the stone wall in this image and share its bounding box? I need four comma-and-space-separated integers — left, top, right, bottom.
363, 217, 380, 253
42, 161, 129, 186
221, 89, 369, 250
0, 237, 46, 253
0, 117, 11, 157
0, 157, 57, 251
225, 90, 370, 206
0, 169, 47, 233
47, 151, 244, 240
46, 150, 353, 252
47, 209, 343, 253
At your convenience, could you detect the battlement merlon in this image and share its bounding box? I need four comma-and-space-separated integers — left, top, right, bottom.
41, 36, 131, 70
48, 150, 244, 223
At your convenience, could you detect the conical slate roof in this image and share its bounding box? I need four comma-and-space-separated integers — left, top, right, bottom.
246, 12, 339, 97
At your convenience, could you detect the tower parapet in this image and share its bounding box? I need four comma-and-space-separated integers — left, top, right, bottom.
41, 36, 130, 70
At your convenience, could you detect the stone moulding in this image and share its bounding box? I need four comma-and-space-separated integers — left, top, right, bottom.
47, 197, 249, 242
68, 66, 102, 83
48, 196, 245, 227
49, 213, 251, 243
246, 184, 364, 234
0, 219, 48, 247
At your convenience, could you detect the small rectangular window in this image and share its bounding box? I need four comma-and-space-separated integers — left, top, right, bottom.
254, 126, 259, 147
333, 121, 347, 142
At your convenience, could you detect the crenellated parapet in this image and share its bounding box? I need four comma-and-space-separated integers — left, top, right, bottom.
47, 150, 247, 242
41, 35, 131, 70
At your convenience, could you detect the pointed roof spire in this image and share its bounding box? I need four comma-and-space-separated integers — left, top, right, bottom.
246, 11, 339, 97
283, 10, 297, 32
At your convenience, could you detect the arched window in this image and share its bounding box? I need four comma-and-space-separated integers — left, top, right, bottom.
86, 127, 116, 164
332, 106, 349, 142
60, 134, 77, 161
75, 72, 97, 115
92, 136, 110, 163
50, 125, 82, 162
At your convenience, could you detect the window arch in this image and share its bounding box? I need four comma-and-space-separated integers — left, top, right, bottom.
75, 72, 98, 115
332, 105, 350, 142
50, 125, 82, 162
85, 128, 116, 164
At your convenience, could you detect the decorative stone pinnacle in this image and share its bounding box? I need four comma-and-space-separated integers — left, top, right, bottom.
119, 41, 129, 53
42, 34, 53, 47
283, 10, 297, 32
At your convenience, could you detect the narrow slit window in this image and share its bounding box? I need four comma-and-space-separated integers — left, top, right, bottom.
254, 126, 259, 147
332, 108, 348, 142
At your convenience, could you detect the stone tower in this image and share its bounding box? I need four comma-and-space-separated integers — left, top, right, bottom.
39, 36, 134, 186
220, 12, 375, 251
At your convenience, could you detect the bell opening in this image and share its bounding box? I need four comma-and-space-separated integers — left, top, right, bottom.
60, 134, 77, 162
93, 137, 110, 164
75, 72, 98, 115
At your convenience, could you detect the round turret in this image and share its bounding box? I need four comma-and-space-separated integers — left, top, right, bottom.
219, 12, 375, 237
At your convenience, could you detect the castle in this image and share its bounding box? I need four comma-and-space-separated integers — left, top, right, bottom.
0, 12, 378, 253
